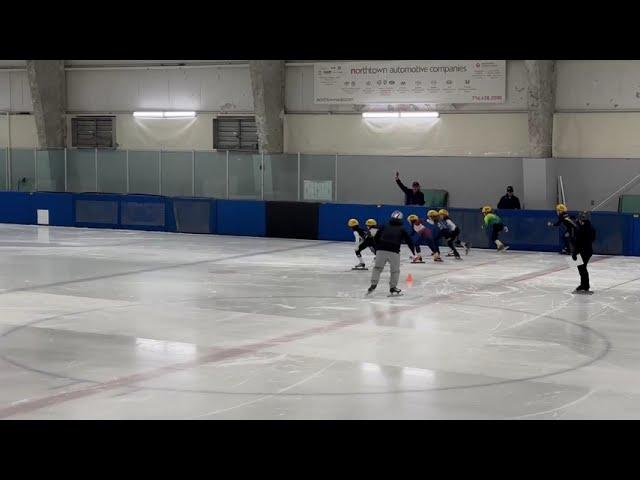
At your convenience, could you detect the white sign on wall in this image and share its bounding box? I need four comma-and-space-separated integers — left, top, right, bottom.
314, 60, 506, 104
303, 180, 333, 201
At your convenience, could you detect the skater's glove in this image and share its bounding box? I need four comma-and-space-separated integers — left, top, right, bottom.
572, 253, 577, 261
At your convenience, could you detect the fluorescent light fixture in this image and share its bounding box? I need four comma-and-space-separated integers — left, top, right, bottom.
133, 111, 197, 118
133, 111, 163, 118
399, 111, 440, 118
362, 112, 400, 118
163, 111, 196, 118
362, 111, 439, 119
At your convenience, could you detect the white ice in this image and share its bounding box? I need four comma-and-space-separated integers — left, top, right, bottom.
0, 223, 639, 419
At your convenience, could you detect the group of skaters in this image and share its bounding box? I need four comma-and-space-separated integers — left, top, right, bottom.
348, 172, 596, 297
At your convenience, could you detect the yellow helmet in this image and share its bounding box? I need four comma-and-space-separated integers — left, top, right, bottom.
348, 218, 359, 227
556, 204, 568, 213
407, 214, 419, 223
482, 206, 493, 214
365, 219, 377, 227
438, 209, 449, 217
427, 210, 439, 219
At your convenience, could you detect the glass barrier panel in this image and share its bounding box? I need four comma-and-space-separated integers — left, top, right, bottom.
67, 149, 97, 193
36, 149, 65, 192
97, 149, 127, 194
263, 154, 298, 201
0, 148, 7, 191
194, 151, 227, 198
228, 151, 261, 200
10, 148, 36, 192
161, 151, 193, 197
299, 154, 335, 202
128, 150, 160, 195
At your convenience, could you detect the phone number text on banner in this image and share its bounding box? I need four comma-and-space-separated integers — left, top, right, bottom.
314, 61, 506, 105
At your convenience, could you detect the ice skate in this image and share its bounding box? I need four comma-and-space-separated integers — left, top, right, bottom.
352, 261, 367, 271
464, 242, 471, 255
411, 255, 424, 264
572, 289, 594, 295
366, 284, 376, 295
573, 286, 594, 295
446, 251, 456, 257
388, 287, 403, 297
495, 240, 509, 252
433, 253, 443, 262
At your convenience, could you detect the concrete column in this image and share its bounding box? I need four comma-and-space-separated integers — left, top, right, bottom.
524, 60, 556, 158
522, 61, 557, 209
249, 60, 285, 154
26, 60, 66, 149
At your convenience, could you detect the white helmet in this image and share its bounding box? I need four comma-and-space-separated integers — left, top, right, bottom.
391, 210, 404, 220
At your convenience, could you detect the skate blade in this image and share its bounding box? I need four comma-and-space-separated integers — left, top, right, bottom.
387, 293, 404, 297
572, 290, 594, 295
352, 267, 368, 271
411, 261, 425, 264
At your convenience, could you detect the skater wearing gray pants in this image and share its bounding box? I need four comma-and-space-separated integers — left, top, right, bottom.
367, 210, 416, 296
370, 250, 402, 289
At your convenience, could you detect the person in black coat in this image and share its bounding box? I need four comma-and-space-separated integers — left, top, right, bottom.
395, 171, 425, 206
367, 211, 416, 296
549, 204, 596, 293
497, 186, 521, 210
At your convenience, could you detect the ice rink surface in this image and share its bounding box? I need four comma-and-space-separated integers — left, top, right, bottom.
0, 223, 639, 420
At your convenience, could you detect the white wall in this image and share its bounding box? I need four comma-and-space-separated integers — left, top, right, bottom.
553, 61, 640, 158
0, 70, 33, 112
0, 112, 220, 150
284, 113, 529, 156
553, 112, 640, 158
0, 114, 38, 148
5, 59, 640, 159
64, 114, 217, 150
66, 66, 253, 113
284, 61, 528, 157
556, 60, 640, 111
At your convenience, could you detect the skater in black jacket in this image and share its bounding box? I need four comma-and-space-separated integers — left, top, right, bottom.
367, 211, 416, 296
573, 211, 596, 293
551, 204, 596, 293
348, 218, 378, 269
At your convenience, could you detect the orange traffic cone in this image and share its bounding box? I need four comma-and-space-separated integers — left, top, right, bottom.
406, 273, 414, 287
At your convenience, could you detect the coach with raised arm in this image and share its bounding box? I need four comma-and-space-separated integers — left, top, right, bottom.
395, 171, 425, 206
